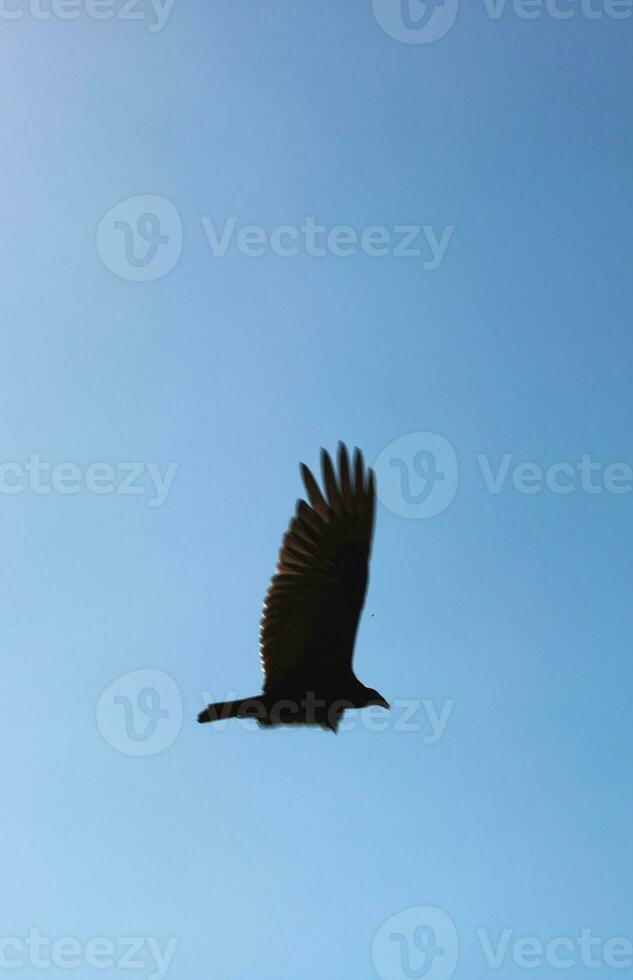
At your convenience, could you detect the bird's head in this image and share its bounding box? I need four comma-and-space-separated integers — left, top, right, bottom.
360, 687, 390, 710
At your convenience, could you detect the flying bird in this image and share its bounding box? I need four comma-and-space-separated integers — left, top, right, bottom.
198, 443, 389, 732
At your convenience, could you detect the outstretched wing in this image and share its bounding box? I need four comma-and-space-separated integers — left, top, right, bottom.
259, 443, 376, 694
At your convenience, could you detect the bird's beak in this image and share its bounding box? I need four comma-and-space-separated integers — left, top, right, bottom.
373, 696, 390, 710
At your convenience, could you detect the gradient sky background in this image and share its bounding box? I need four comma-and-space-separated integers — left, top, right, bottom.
3, 1, 633, 978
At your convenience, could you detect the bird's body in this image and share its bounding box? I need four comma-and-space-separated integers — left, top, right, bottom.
198, 443, 388, 732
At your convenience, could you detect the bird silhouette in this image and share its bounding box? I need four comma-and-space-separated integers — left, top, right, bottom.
198, 443, 389, 732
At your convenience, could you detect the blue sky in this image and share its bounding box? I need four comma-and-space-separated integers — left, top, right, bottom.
2, 1, 633, 978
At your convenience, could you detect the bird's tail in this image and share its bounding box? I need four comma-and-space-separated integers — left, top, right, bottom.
197, 698, 253, 724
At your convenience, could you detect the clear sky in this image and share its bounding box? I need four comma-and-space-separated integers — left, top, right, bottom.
2, 2, 633, 978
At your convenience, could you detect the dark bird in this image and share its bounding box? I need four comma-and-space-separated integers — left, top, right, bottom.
198, 443, 389, 732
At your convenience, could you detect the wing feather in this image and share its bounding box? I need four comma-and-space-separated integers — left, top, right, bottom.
259, 443, 376, 693
338, 442, 352, 511
321, 449, 343, 516
299, 464, 330, 521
